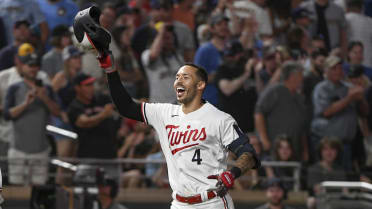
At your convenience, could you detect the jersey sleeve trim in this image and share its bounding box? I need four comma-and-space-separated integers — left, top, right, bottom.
141, 102, 148, 124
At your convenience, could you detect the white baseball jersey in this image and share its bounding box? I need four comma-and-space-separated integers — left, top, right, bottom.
141, 102, 241, 198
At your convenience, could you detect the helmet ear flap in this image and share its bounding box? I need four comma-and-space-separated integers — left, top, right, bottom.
73, 6, 111, 55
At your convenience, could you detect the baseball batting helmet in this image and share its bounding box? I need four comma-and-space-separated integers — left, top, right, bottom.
73, 6, 111, 55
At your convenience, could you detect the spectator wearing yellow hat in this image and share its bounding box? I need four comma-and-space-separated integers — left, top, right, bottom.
0, 44, 51, 184
3, 43, 60, 185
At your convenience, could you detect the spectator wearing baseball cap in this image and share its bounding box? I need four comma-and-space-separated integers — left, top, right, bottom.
194, 12, 231, 106
311, 55, 369, 171
254, 178, 293, 209
52, 45, 83, 111
0, 20, 32, 71
292, 7, 312, 29
14, 43, 53, 86
17, 45, 41, 67
209, 13, 229, 27
50, 45, 84, 185
3, 42, 60, 185
255, 46, 280, 93
67, 72, 119, 178
62, 45, 84, 62
41, 25, 72, 79
215, 39, 257, 133
0, 44, 50, 162
0, 0, 49, 47
0, 21, 34, 186
12, 43, 50, 85
97, 176, 128, 209
72, 73, 96, 87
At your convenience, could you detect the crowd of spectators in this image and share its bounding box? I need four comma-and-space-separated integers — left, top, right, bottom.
1, 0, 372, 207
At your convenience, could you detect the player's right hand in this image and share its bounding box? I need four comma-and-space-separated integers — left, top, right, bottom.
207, 171, 235, 197
97, 52, 115, 73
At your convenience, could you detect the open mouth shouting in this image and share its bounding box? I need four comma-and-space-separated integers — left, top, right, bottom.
176, 86, 186, 98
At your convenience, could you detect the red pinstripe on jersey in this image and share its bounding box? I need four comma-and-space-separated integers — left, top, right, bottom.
141, 102, 148, 124
222, 196, 229, 209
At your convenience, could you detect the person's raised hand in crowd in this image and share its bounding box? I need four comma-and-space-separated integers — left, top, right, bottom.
254, 60, 263, 74
243, 16, 258, 35
102, 103, 115, 118
240, 17, 258, 49
348, 85, 365, 101
244, 57, 258, 77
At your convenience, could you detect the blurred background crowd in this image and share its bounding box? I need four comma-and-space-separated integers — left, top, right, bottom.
1, 0, 372, 208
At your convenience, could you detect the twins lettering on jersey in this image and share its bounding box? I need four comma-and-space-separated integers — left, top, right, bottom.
166, 125, 206, 155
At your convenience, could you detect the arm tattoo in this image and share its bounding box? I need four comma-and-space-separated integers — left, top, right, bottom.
234, 152, 256, 174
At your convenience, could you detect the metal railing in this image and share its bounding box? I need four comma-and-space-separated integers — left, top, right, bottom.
316, 181, 372, 209
0, 156, 302, 191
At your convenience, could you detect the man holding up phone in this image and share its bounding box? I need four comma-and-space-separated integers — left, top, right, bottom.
3, 45, 60, 185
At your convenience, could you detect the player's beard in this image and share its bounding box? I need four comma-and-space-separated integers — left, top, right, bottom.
177, 87, 197, 105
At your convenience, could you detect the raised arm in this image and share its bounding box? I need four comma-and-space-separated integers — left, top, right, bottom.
100, 54, 143, 122
72, 13, 144, 122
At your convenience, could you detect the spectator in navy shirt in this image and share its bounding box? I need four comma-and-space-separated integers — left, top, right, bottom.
0, 20, 32, 71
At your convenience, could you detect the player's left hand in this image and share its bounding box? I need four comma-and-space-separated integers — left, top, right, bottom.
207, 171, 235, 197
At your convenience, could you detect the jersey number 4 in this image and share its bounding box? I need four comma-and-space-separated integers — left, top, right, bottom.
192, 149, 202, 165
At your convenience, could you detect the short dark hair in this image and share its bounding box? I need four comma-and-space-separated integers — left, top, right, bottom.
348, 41, 363, 51
280, 61, 304, 81
184, 63, 208, 83
50, 25, 71, 47
14, 20, 30, 29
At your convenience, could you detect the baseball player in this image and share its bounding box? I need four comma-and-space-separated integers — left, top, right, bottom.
102, 60, 260, 208
73, 7, 260, 209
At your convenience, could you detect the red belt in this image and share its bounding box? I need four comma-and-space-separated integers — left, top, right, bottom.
176, 191, 216, 204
